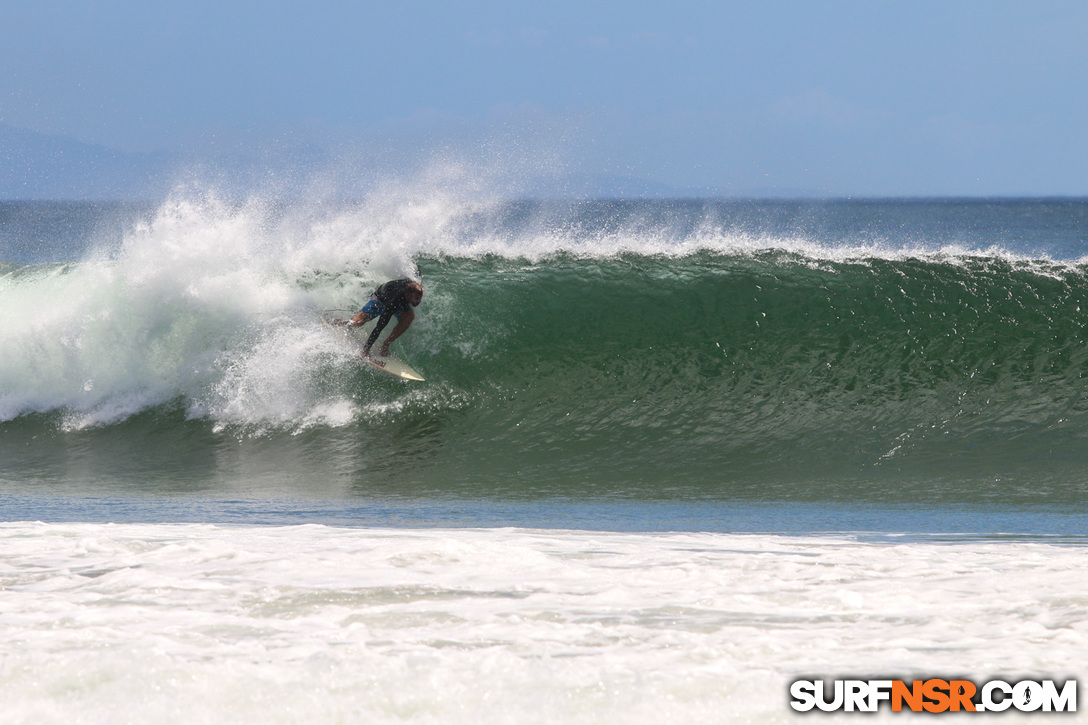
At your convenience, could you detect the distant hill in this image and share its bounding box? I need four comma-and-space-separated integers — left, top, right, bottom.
0, 124, 174, 200
523, 173, 718, 199
0, 123, 824, 201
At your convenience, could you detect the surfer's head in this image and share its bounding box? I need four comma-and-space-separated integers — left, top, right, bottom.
407, 282, 423, 307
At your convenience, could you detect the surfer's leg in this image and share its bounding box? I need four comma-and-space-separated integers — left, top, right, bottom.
350, 298, 383, 327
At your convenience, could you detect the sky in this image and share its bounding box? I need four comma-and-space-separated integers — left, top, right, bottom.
1, 0, 1087, 197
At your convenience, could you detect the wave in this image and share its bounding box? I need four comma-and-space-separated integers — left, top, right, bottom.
4, 195, 1088, 499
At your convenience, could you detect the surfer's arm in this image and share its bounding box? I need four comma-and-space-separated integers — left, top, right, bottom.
377, 309, 414, 356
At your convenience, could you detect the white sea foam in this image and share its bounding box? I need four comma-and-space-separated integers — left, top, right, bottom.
0, 194, 416, 427
0, 523, 1083, 723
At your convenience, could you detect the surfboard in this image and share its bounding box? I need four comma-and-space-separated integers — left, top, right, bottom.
323, 317, 426, 381
362, 353, 425, 381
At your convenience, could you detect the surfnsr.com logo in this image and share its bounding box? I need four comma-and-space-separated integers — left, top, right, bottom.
790, 679, 1077, 713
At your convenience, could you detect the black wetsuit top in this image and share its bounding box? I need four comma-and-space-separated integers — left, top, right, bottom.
365, 279, 417, 351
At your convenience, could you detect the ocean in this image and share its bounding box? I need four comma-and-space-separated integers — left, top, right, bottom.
2, 194, 1087, 722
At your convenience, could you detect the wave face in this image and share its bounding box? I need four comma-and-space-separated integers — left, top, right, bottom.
4, 196, 1088, 503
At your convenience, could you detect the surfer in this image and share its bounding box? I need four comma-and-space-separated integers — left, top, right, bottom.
334, 279, 424, 358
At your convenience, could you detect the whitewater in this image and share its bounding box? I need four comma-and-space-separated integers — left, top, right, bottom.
2, 192, 1088, 722
0, 523, 1083, 724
